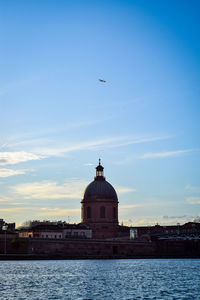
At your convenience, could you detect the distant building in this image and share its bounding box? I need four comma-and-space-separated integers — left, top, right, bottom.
18, 223, 92, 239
130, 222, 200, 241
63, 224, 92, 239
19, 224, 63, 239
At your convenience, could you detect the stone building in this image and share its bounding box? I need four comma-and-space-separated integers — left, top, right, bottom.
18, 224, 63, 239
81, 160, 129, 239
19, 223, 92, 239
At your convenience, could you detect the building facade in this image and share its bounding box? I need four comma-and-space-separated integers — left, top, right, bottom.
81, 160, 129, 239
19, 223, 92, 239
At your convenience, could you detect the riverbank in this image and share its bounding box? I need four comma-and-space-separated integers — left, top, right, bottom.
1, 237, 200, 259
1, 253, 200, 260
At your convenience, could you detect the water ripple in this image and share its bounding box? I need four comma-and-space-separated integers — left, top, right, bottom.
0, 259, 200, 299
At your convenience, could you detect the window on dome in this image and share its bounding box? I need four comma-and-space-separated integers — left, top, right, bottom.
87, 206, 91, 219
100, 206, 105, 218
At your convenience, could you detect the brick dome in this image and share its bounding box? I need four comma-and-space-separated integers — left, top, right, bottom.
81, 160, 119, 230
83, 180, 118, 202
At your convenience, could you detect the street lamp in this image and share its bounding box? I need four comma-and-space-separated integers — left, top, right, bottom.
2, 224, 8, 255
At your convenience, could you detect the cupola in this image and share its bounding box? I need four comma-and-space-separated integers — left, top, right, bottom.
95, 159, 105, 181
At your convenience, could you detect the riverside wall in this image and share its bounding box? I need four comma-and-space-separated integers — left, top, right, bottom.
0, 237, 200, 259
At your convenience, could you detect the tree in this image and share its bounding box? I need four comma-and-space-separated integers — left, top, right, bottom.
193, 217, 200, 223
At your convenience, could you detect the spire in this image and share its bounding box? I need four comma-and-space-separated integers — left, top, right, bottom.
95, 158, 105, 181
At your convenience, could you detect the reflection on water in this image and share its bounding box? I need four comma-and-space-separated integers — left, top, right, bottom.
0, 259, 200, 299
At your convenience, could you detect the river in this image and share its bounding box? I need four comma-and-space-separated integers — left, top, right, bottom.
0, 259, 199, 299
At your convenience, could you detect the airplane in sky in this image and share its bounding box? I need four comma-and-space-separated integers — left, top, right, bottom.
99, 79, 106, 83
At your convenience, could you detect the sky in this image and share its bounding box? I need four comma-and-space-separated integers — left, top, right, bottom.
0, 0, 200, 227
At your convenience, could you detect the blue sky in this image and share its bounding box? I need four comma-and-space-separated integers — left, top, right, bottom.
0, 0, 200, 226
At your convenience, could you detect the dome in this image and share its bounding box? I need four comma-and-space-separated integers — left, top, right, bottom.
83, 180, 118, 201
82, 159, 118, 202
81, 159, 119, 229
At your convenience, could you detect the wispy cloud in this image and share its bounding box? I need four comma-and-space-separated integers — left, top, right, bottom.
0, 143, 9, 150
115, 186, 136, 194
0, 168, 25, 178
0, 134, 172, 173
37, 208, 80, 217
185, 184, 200, 193
7, 134, 171, 154
0, 151, 44, 165
162, 215, 189, 220
4, 120, 107, 149
0, 207, 28, 212
11, 179, 136, 200
186, 197, 200, 204
33, 135, 171, 157
11, 179, 89, 200
122, 214, 196, 226
32, 137, 125, 156
9, 202, 25, 206
111, 157, 132, 166
120, 204, 143, 209
141, 149, 193, 159
0, 196, 14, 203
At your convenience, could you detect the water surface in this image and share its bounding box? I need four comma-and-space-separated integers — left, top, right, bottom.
0, 259, 199, 299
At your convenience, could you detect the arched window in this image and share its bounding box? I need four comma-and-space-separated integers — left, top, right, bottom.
87, 206, 91, 219
100, 206, 105, 218
113, 207, 116, 219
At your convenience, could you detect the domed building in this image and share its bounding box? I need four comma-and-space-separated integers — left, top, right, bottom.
81, 160, 128, 239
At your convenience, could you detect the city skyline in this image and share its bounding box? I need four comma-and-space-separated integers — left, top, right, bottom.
0, 0, 200, 227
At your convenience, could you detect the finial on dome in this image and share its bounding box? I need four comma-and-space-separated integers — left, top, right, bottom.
99, 158, 101, 165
